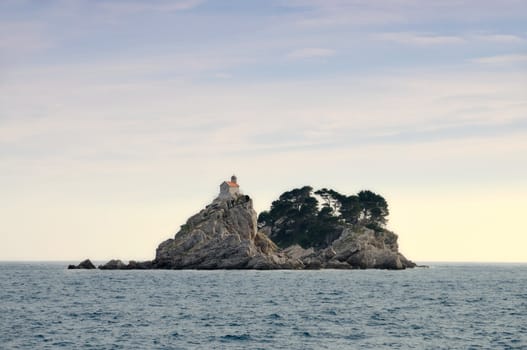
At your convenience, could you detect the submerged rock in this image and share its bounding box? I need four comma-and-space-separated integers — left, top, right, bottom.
67, 259, 96, 269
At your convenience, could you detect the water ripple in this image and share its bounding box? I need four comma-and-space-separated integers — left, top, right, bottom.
0, 263, 526, 349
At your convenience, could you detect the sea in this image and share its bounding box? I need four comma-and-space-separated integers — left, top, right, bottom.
0, 263, 525, 349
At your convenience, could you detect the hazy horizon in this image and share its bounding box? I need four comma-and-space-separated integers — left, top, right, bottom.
1, 0, 526, 263
2, 260, 526, 264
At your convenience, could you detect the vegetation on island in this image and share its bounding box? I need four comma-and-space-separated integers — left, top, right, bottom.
258, 186, 390, 249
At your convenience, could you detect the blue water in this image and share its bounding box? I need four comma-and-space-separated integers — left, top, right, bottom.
0, 263, 526, 349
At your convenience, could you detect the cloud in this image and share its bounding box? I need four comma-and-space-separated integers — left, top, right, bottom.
470, 54, 527, 64
281, 0, 527, 31
3, 59, 525, 165
0, 21, 54, 54
214, 72, 232, 79
1, 52, 249, 86
286, 48, 336, 59
97, 0, 203, 13
281, 0, 527, 20
474, 34, 525, 44
373, 32, 466, 45
373, 32, 525, 48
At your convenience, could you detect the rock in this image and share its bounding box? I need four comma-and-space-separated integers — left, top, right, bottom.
153, 192, 301, 269
277, 227, 415, 270
97, 259, 154, 270
325, 259, 352, 269
99, 259, 127, 270
329, 227, 415, 269
126, 260, 153, 269
283, 245, 315, 260
67, 259, 96, 269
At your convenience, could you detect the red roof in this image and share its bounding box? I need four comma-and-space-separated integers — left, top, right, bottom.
226, 181, 239, 188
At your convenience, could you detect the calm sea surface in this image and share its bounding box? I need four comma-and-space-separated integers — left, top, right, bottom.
0, 263, 526, 349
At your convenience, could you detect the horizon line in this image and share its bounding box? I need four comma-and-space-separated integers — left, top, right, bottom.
1, 260, 526, 265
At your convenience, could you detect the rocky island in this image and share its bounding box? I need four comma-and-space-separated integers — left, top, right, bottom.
69, 176, 415, 270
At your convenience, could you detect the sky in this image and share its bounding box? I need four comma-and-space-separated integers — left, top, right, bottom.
1, 0, 526, 262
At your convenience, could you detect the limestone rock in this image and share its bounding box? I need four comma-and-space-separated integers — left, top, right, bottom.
326, 227, 414, 269
99, 259, 127, 270
283, 245, 315, 260
153, 194, 301, 269
277, 227, 415, 270
126, 260, 153, 269
96, 259, 153, 270
68, 259, 96, 269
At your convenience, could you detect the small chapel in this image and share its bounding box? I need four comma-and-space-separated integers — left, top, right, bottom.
219, 175, 240, 199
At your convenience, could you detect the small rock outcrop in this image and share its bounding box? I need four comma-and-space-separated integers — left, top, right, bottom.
99, 259, 127, 270
98, 259, 153, 270
153, 192, 300, 269
68, 259, 96, 269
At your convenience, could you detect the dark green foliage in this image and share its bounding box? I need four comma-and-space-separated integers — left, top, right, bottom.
258, 186, 319, 247
315, 188, 343, 213
339, 195, 361, 225
259, 186, 390, 249
357, 190, 389, 226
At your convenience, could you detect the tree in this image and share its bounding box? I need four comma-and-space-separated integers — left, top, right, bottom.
357, 190, 389, 226
258, 186, 319, 247
258, 186, 391, 249
339, 194, 361, 225
314, 188, 343, 214
311, 206, 341, 246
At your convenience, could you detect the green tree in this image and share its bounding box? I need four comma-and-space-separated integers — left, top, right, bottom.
258, 186, 318, 247
357, 190, 389, 227
339, 194, 362, 225
314, 188, 343, 213
258, 186, 391, 249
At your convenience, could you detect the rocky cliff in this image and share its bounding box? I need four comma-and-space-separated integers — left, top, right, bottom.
282, 227, 415, 269
152, 194, 300, 269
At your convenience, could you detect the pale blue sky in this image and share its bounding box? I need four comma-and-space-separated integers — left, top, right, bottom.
1, 0, 526, 261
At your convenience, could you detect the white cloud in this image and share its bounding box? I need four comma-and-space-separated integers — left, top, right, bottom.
282, 0, 527, 24
374, 32, 466, 45
471, 54, 527, 64
286, 47, 336, 59
474, 34, 525, 43
2, 60, 525, 164
98, 0, 203, 13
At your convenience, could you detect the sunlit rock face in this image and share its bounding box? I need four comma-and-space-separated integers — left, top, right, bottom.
330, 227, 416, 269
153, 192, 300, 270
281, 226, 416, 270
